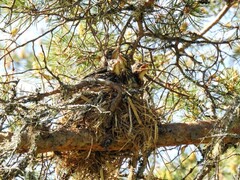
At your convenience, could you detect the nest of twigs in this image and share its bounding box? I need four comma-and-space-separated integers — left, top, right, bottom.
55, 77, 160, 179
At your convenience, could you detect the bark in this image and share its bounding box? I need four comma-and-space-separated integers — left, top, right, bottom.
0, 120, 240, 154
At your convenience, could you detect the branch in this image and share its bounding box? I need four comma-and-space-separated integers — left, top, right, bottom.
198, 2, 234, 36
168, 2, 235, 54
1, 120, 240, 154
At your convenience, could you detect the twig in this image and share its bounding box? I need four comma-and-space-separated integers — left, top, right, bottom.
198, 2, 235, 36
180, 2, 235, 51
0, 22, 66, 61
128, 102, 133, 135
145, 75, 189, 98
127, 97, 143, 125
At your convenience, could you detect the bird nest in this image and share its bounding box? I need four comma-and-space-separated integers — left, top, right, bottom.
55, 77, 160, 179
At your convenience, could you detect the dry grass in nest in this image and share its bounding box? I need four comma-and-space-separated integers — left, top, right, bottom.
55, 78, 160, 178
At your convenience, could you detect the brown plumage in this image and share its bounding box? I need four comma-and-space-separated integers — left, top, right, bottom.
84, 49, 149, 88
84, 49, 127, 83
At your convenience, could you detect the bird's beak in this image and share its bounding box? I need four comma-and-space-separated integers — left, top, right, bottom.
140, 63, 149, 71
136, 63, 149, 81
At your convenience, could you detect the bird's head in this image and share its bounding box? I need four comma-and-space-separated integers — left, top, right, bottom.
104, 48, 115, 59
104, 46, 119, 59
107, 59, 123, 75
132, 62, 149, 81
105, 46, 128, 76
108, 55, 127, 75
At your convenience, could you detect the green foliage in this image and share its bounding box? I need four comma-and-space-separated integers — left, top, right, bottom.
0, 0, 240, 179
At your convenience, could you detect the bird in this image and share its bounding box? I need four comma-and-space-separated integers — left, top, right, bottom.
106, 48, 149, 88
83, 60, 122, 82
102, 47, 121, 65
83, 48, 120, 78
83, 47, 151, 88
107, 47, 119, 59
114, 55, 127, 75
104, 47, 129, 82
83, 48, 127, 83
131, 62, 149, 87
73, 55, 126, 105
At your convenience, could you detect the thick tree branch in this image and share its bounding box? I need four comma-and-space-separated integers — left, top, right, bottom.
1, 120, 240, 154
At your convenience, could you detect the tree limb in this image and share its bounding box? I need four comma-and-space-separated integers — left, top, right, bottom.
1, 120, 240, 154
